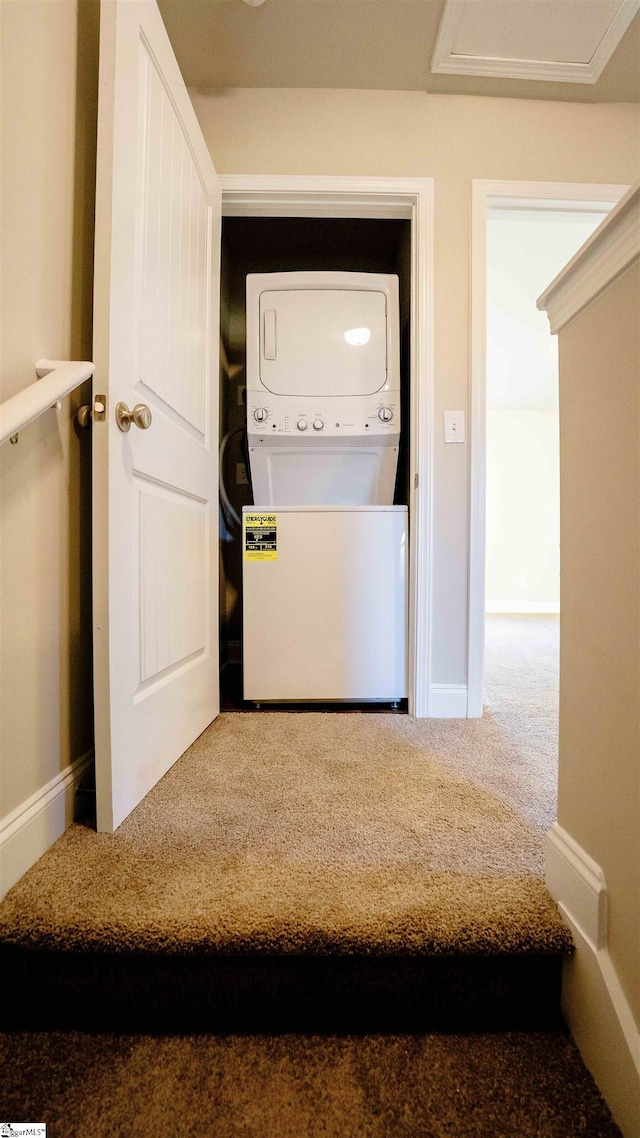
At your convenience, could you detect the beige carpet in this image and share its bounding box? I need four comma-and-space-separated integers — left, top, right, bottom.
4, 619, 613, 1136
0, 617, 569, 956
0, 1029, 621, 1137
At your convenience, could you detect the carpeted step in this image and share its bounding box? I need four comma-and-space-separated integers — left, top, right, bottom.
0, 946, 566, 1033
0, 710, 572, 1032
0, 1029, 622, 1137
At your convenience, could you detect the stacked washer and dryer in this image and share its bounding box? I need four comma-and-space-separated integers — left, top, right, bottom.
242, 271, 408, 703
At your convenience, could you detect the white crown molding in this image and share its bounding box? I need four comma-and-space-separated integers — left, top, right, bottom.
431, 0, 640, 84
538, 183, 640, 334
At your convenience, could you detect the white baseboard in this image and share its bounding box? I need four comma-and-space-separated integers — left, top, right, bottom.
561, 920, 640, 1138
546, 822, 607, 950
486, 601, 560, 614
545, 823, 640, 1137
429, 684, 468, 718
0, 750, 93, 900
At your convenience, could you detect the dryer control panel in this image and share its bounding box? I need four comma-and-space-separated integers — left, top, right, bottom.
246, 394, 401, 440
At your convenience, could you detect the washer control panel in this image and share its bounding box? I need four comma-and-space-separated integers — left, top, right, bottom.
248, 394, 400, 438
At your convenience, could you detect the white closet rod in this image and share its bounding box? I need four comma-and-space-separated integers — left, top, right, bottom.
0, 360, 94, 446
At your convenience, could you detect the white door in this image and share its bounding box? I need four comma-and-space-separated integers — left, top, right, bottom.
93, 0, 220, 831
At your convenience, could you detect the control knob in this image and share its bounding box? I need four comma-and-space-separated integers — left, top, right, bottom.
253, 407, 268, 423
296, 419, 308, 431
378, 406, 393, 423
313, 418, 324, 431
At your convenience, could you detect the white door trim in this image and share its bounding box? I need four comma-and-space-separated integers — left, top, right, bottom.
219, 175, 434, 717
467, 179, 629, 718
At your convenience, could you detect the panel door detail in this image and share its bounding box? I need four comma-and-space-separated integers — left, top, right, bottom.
93, 0, 221, 831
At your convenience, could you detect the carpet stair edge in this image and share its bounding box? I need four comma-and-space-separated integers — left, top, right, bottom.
0, 944, 568, 1032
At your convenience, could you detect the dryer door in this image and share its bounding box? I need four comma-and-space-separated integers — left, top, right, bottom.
259, 289, 387, 397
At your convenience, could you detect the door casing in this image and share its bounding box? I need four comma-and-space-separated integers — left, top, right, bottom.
468, 179, 630, 718
220, 175, 434, 717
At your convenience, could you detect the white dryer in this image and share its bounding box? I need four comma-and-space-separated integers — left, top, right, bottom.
246, 271, 400, 507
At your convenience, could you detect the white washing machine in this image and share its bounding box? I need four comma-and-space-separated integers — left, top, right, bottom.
242, 506, 407, 702
246, 271, 400, 507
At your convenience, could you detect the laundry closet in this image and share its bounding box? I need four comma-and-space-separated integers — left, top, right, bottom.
219, 216, 412, 711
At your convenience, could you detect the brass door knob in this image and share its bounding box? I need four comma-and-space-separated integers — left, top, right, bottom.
76, 405, 92, 429
116, 401, 152, 432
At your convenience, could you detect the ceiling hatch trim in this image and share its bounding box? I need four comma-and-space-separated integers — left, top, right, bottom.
431, 0, 640, 84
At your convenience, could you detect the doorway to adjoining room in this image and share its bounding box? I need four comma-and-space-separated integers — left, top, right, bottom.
218, 215, 412, 714
483, 203, 610, 723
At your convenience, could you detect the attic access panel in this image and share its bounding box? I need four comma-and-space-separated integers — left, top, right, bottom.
431, 0, 640, 83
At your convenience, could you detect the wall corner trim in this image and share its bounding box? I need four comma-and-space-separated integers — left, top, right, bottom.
538, 182, 639, 334
0, 750, 93, 900
545, 821, 607, 951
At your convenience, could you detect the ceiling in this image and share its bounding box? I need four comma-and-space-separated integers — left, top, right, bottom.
157, 0, 640, 101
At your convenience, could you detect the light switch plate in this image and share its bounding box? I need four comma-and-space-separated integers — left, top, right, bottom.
444, 411, 465, 443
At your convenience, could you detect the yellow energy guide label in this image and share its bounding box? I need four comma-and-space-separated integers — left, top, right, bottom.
244, 513, 278, 560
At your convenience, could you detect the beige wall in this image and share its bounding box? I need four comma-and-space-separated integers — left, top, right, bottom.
558, 261, 640, 1025
0, 1, 98, 820
0, 24, 638, 869
190, 88, 640, 684
486, 409, 560, 611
